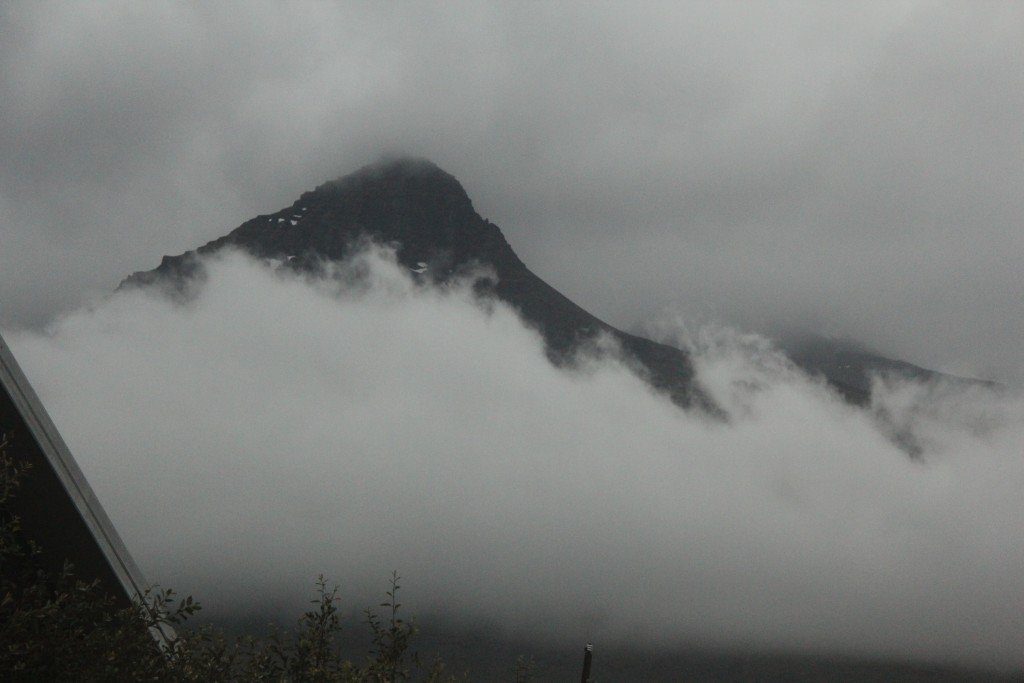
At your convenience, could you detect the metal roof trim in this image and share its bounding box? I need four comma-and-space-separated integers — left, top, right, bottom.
0, 330, 150, 603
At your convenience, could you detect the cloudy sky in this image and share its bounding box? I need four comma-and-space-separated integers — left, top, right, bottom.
4, 0, 1024, 674
2, 0, 1022, 383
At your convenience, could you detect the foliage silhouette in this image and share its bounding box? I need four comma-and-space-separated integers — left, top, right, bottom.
0, 432, 528, 682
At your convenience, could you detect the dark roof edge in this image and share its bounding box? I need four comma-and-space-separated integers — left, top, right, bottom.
0, 330, 150, 605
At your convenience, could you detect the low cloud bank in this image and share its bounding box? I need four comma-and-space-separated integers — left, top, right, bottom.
7, 249, 1024, 669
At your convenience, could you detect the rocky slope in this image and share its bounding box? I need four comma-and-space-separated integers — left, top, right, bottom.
123, 158, 711, 409
123, 157, 989, 411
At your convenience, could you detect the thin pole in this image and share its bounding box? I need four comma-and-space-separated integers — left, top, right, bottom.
580, 643, 593, 683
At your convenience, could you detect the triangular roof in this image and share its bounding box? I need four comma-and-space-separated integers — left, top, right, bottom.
0, 330, 148, 607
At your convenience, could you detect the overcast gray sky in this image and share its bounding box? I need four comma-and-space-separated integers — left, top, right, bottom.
4, 2, 1024, 671
1, 0, 1022, 383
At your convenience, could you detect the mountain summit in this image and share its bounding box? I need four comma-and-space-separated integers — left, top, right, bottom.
123, 157, 989, 410
125, 157, 514, 280
123, 157, 709, 409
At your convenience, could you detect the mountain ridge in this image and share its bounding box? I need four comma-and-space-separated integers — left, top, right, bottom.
123, 157, 710, 410
122, 157, 991, 410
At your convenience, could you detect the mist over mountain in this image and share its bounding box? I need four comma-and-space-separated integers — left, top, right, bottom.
4, 156, 1013, 681
123, 157, 986, 413
73, 158, 1012, 680
10, 208, 1024, 680
4, 3, 1024, 679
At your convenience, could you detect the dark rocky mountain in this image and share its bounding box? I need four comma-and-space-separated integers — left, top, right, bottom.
779, 333, 999, 405
123, 158, 711, 410
122, 157, 987, 411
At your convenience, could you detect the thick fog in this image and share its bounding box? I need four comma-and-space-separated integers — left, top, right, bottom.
7, 250, 1024, 669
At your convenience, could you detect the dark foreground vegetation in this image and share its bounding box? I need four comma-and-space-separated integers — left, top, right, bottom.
2, 433, 538, 682
4, 431, 1024, 682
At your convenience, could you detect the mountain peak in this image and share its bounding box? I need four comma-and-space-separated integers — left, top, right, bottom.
285, 156, 487, 263
122, 158, 515, 287
314, 156, 473, 212
340, 155, 457, 183
121, 158, 707, 410
120, 157, 995, 422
